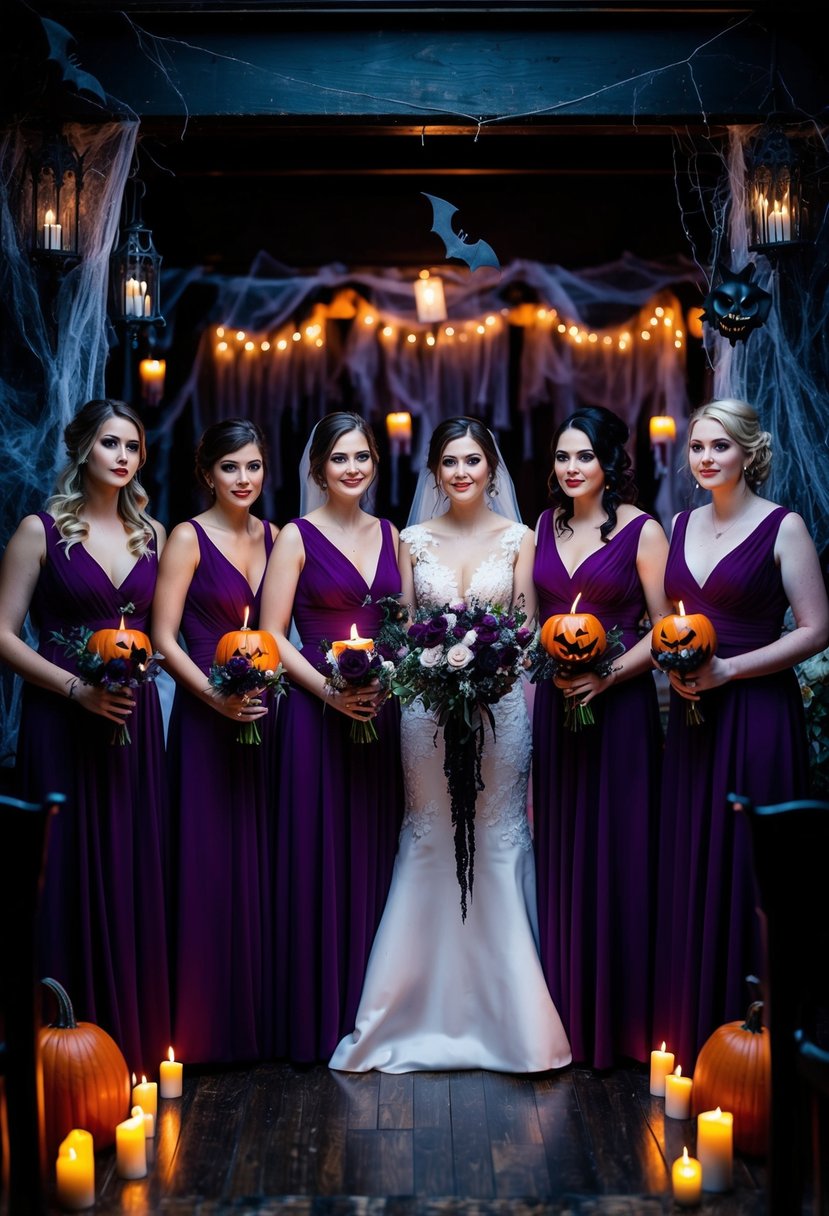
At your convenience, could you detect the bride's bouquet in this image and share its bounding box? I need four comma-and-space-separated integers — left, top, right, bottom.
392, 598, 534, 920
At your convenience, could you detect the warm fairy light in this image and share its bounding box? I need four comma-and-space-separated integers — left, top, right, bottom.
537, 308, 547, 319
418, 268, 430, 280
557, 323, 566, 333
674, 338, 683, 349
315, 337, 323, 347
364, 314, 375, 325
588, 332, 598, 343
426, 333, 436, 346
485, 314, 497, 326
244, 341, 255, 352
305, 324, 321, 339
568, 325, 579, 337
445, 326, 454, 337
277, 338, 288, 350
260, 340, 270, 351
382, 325, 394, 338
655, 305, 665, 317
407, 333, 417, 343
602, 335, 612, 346
292, 331, 301, 342
235, 331, 246, 342
476, 324, 485, 335
216, 326, 225, 338
216, 341, 229, 353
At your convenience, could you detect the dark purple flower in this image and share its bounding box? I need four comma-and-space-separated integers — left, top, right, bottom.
516, 627, 533, 648
103, 657, 130, 682
338, 648, 371, 681
407, 621, 429, 645
474, 646, 500, 675
227, 655, 253, 680
452, 624, 467, 639
473, 614, 500, 646
498, 644, 519, 667
422, 616, 449, 647
376, 642, 397, 662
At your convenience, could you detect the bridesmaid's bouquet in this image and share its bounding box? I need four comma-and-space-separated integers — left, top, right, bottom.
319, 594, 408, 744
391, 598, 534, 920
528, 594, 624, 730
52, 603, 165, 745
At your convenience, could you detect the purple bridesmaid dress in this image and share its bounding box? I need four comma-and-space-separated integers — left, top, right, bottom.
533, 510, 663, 1069
653, 507, 809, 1070
273, 517, 403, 1062
167, 518, 276, 1064
16, 512, 171, 1075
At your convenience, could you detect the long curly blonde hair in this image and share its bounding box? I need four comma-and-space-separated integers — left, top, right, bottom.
46, 399, 155, 557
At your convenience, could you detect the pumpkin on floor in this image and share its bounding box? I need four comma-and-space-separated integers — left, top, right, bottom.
691, 999, 771, 1156
39, 977, 131, 1158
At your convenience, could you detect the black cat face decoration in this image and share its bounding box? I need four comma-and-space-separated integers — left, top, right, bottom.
701, 262, 772, 347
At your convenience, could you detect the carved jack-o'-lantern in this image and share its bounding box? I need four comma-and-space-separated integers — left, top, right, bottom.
87, 612, 151, 664
214, 606, 280, 671
701, 261, 772, 347
541, 594, 607, 666
651, 604, 717, 661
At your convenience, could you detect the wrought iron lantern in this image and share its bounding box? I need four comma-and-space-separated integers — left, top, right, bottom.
746, 124, 812, 257
110, 175, 164, 338
26, 127, 84, 265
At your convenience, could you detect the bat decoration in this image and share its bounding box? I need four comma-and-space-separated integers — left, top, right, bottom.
700, 261, 772, 347
421, 193, 500, 273
42, 17, 108, 103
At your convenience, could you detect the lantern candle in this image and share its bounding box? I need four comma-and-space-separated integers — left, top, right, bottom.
56, 1143, 95, 1211
664, 1065, 693, 1119
132, 1103, 155, 1138
43, 208, 62, 251
649, 1041, 675, 1096
139, 358, 166, 406
672, 1146, 702, 1207
697, 1107, 733, 1192
131, 1073, 158, 1120
649, 414, 677, 443
115, 1111, 147, 1179
160, 1045, 183, 1098
331, 623, 374, 658
386, 411, 412, 450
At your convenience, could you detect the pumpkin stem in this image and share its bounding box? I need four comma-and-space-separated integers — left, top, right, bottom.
41, 976, 78, 1029
742, 999, 765, 1034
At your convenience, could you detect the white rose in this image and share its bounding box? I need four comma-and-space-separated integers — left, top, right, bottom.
461, 630, 477, 647
446, 644, 474, 670
444, 613, 457, 630
381, 660, 395, 673
800, 650, 829, 683
419, 646, 445, 668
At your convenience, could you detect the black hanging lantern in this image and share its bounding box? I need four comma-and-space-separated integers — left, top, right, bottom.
110, 175, 163, 338
746, 124, 812, 257
27, 127, 84, 265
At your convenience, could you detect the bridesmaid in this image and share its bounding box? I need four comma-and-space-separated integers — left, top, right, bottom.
653, 398, 828, 1071
260, 411, 403, 1062
533, 404, 671, 1069
0, 398, 171, 1074
152, 419, 278, 1064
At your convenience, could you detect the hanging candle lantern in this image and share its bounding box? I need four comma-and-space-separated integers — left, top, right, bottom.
111, 175, 163, 331
26, 127, 84, 262
746, 124, 812, 255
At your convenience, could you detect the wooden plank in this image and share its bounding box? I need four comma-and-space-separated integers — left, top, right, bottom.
226, 1064, 289, 1197
412, 1073, 454, 1194
573, 1067, 669, 1195
154, 1069, 251, 1201
413, 1073, 451, 1131
342, 1069, 382, 1130
379, 1071, 414, 1129
448, 1072, 495, 1198
345, 1127, 413, 1195
482, 1072, 544, 1145
533, 1068, 598, 1196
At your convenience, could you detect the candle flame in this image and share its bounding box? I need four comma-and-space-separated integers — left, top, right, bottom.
674, 1065, 682, 1077
715, 1106, 722, 1117
132, 1072, 137, 1085
242, 606, 250, 630
677, 602, 685, 616
682, 1146, 690, 1164
350, 623, 359, 641
660, 1041, 666, 1052
119, 615, 126, 629
68, 1147, 77, 1162
570, 593, 583, 613
168, 1045, 175, 1062
141, 1075, 148, 1085
45, 208, 55, 224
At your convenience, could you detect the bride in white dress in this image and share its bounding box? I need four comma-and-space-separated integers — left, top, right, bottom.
329, 418, 571, 1074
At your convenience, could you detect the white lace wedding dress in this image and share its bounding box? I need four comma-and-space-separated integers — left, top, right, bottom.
329, 523, 572, 1074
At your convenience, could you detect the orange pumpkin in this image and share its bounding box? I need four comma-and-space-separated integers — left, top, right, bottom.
540, 594, 606, 667
651, 602, 717, 662
39, 977, 131, 1158
692, 999, 771, 1156
214, 609, 280, 672
87, 613, 152, 663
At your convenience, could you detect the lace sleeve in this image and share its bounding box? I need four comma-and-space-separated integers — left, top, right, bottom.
400, 524, 432, 562
501, 522, 530, 558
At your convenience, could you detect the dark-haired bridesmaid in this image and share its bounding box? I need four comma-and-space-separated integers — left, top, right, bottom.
260, 411, 404, 1062
153, 419, 278, 1064
0, 398, 171, 1074
532, 404, 671, 1069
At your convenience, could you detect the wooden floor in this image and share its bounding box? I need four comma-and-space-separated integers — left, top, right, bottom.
42, 1061, 771, 1215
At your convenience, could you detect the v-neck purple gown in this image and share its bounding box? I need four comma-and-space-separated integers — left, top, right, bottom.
533, 510, 663, 1069
653, 507, 809, 1070
15, 512, 171, 1075
273, 517, 404, 1062
167, 518, 276, 1064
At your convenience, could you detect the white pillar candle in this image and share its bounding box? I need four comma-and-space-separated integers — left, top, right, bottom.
115, 1112, 147, 1179
649, 1041, 675, 1096
672, 1146, 702, 1206
697, 1107, 733, 1192
132, 1103, 155, 1138
159, 1046, 183, 1098
131, 1073, 158, 1120
664, 1066, 693, 1119
55, 1145, 95, 1210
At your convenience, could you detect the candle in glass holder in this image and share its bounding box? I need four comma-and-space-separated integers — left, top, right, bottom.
131, 1073, 158, 1120
160, 1045, 183, 1098
649, 1041, 675, 1096
665, 1065, 693, 1119
697, 1107, 733, 1192
139, 357, 166, 406
649, 414, 677, 443
56, 1142, 95, 1210
115, 1111, 147, 1179
672, 1146, 702, 1206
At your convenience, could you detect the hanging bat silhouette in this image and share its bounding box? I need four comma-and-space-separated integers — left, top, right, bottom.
421, 193, 501, 272
42, 17, 108, 103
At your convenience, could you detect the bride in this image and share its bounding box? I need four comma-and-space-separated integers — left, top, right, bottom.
330, 417, 571, 1073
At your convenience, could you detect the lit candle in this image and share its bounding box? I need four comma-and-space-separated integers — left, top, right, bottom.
331, 623, 374, 658
132, 1103, 155, 1138
131, 1072, 158, 1120
139, 358, 166, 406
664, 1065, 693, 1119
781, 203, 791, 242
159, 1045, 183, 1098
649, 414, 677, 443
649, 1041, 675, 1096
672, 1146, 702, 1206
43, 208, 62, 251
144, 292, 153, 317
115, 1111, 147, 1179
386, 411, 413, 449
55, 1141, 95, 1210
697, 1107, 733, 1192
58, 1129, 94, 1164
